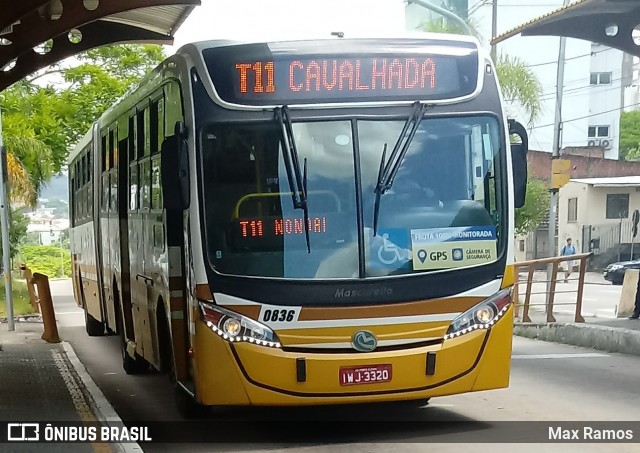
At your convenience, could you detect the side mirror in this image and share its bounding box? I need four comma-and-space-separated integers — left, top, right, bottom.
161, 122, 190, 211
508, 119, 528, 209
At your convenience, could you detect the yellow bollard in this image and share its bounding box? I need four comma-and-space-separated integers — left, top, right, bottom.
32, 272, 60, 343
19, 264, 39, 312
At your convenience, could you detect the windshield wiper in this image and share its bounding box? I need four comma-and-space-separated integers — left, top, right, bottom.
275, 106, 311, 253
373, 101, 429, 236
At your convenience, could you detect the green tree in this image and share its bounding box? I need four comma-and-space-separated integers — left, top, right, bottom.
17, 244, 71, 278
619, 110, 640, 160
0, 44, 165, 183
495, 53, 542, 126
0, 209, 29, 261
422, 18, 542, 125
422, 15, 545, 236
515, 178, 549, 236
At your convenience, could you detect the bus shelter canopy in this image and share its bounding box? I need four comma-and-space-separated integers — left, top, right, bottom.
0, 0, 200, 91
491, 0, 640, 57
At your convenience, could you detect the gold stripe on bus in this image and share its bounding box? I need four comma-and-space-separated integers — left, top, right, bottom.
169, 276, 185, 290
218, 305, 262, 320
195, 284, 212, 300
170, 297, 184, 311
297, 297, 482, 321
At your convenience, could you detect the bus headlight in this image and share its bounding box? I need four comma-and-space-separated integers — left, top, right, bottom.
199, 301, 281, 348
444, 288, 512, 340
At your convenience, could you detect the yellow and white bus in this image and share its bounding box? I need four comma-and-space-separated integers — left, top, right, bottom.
68, 34, 528, 414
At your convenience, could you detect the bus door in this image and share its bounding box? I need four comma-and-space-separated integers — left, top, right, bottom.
159, 80, 190, 382
107, 126, 120, 330
146, 95, 167, 366
99, 128, 117, 329
129, 106, 153, 359
117, 114, 135, 342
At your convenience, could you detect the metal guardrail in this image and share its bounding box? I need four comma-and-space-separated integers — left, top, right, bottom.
512, 252, 593, 323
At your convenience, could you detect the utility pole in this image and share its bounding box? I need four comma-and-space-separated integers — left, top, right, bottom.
407, 0, 474, 36
547, 0, 572, 305
491, 0, 498, 61
0, 106, 14, 331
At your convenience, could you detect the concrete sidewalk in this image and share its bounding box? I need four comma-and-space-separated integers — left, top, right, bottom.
514, 312, 640, 357
0, 322, 129, 452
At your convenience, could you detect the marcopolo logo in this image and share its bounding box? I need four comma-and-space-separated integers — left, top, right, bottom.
352, 330, 377, 352
7, 423, 40, 441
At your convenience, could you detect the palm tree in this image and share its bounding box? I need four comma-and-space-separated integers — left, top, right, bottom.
3, 136, 50, 208
421, 17, 542, 125
495, 53, 542, 126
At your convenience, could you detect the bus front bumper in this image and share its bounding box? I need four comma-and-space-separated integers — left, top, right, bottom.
193, 305, 513, 406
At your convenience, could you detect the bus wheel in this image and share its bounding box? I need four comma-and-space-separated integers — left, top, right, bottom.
387, 398, 431, 409
156, 300, 173, 375
80, 273, 104, 336
174, 385, 207, 419
122, 347, 148, 375
85, 311, 105, 336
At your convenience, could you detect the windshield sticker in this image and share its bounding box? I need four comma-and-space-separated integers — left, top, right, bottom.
410, 226, 497, 270
369, 228, 412, 270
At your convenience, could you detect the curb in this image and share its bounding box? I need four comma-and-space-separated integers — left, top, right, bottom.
62, 342, 143, 453
514, 323, 640, 357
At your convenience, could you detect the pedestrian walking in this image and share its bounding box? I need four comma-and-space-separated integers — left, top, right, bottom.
560, 238, 576, 283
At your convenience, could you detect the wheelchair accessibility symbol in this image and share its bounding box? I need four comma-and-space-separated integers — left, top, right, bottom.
378, 233, 404, 265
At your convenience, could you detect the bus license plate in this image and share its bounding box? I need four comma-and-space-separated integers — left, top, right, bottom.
339, 364, 392, 386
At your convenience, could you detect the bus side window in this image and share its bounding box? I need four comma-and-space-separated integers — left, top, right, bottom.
140, 160, 151, 210
129, 164, 138, 211
110, 125, 118, 212
136, 109, 145, 158
150, 95, 164, 210
89, 150, 92, 217
129, 113, 138, 211
151, 157, 162, 209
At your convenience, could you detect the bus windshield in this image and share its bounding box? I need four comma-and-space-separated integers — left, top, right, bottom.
201, 115, 503, 279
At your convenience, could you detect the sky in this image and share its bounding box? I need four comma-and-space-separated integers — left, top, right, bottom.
167, 0, 409, 53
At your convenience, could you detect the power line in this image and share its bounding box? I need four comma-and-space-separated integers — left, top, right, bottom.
524, 47, 615, 69
535, 66, 625, 93
504, 75, 630, 103
529, 100, 640, 130
536, 76, 627, 102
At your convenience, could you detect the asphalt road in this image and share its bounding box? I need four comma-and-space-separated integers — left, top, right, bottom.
51, 279, 640, 452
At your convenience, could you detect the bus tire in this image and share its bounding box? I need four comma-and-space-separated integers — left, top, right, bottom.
122, 348, 148, 375
398, 398, 430, 408
384, 398, 430, 409
156, 299, 173, 375
85, 311, 105, 336
79, 272, 104, 336
174, 385, 207, 419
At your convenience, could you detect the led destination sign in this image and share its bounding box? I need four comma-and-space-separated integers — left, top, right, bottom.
202, 40, 480, 105
230, 216, 330, 252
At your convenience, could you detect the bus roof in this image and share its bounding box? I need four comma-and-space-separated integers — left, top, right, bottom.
178, 31, 482, 53
67, 125, 93, 165
66, 32, 486, 164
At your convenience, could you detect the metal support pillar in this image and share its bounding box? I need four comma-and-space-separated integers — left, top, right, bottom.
546, 0, 571, 308
0, 106, 14, 331
491, 0, 498, 61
